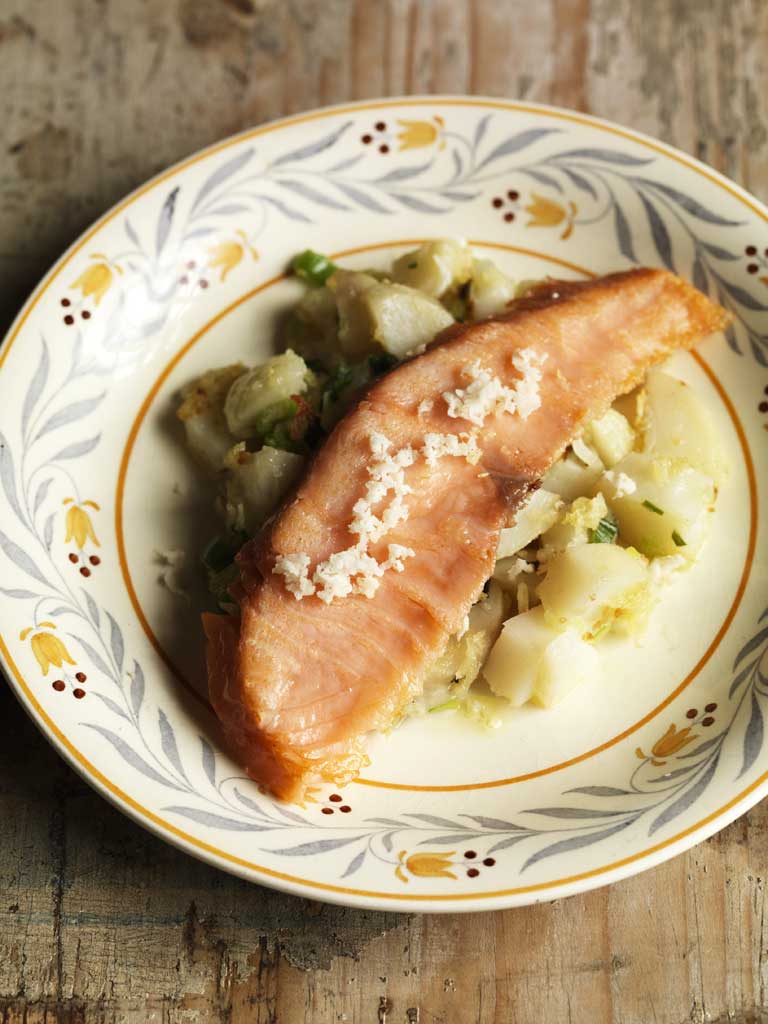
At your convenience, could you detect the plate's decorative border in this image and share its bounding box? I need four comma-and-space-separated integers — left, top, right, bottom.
41, 112, 768, 367
0, 98, 766, 906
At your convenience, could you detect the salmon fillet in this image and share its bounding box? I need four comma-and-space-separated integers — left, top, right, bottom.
204, 269, 729, 801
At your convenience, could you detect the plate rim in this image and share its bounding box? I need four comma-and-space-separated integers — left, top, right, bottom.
1, 94, 766, 912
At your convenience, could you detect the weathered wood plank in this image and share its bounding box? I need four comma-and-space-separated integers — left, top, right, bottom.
1, 1, 767, 1022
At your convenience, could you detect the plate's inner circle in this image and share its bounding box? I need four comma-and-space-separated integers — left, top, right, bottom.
119, 241, 752, 791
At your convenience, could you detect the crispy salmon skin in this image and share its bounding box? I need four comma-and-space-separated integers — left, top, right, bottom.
204, 269, 730, 801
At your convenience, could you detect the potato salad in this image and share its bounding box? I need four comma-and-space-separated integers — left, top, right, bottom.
176, 240, 725, 722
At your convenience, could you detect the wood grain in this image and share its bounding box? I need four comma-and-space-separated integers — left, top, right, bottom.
1, 1, 767, 1021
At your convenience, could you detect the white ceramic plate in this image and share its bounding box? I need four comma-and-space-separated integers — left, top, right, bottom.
1, 97, 766, 912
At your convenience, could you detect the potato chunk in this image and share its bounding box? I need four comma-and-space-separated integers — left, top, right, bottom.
538, 543, 649, 637
496, 489, 563, 558
643, 369, 726, 481
420, 582, 507, 709
177, 363, 245, 473
330, 270, 454, 358
585, 409, 635, 467
597, 451, 715, 559
542, 446, 605, 501
224, 351, 311, 439
222, 445, 306, 533
468, 258, 517, 319
483, 606, 599, 708
392, 239, 473, 298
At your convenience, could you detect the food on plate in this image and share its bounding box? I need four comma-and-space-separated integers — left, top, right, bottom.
176, 240, 729, 800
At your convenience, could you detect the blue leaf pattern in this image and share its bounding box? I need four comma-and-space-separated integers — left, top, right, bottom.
0, 431, 23, 524
734, 627, 768, 669
86, 724, 182, 789
476, 128, 561, 170
0, 528, 48, 584
267, 836, 362, 857
158, 709, 189, 783
200, 737, 216, 788
124, 218, 141, 247
522, 818, 636, 871
566, 786, 635, 797
92, 693, 131, 722
555, 147, 653, 166
638, 192, 674, 269
84, 590, 100, 629
32, 478, 53, 518
721, 280, 768, 313
191, 147, 254, 211
271, 122, 352, 166
332, 182, 393, 213
341, 849, 367, 878
52, 436, 101, 461
0, 587, 38, 599
739, 694, 764, 779
275, 179, 351, 211
129, 660, 145, 717
155, 187, 179, 256
199, 203, 252, 217
165, 806, 269, 831
649, 756, 720, 835
473, 113, 491, 150
34, 393, 105, 440
639, 180, 744, 225
373, 160, 434, 184
75, 637, 114, 680
525, 807, 628, 819
519, 168, 563, 192
613, 202, 637, 262
391, 193, 447, 214
42, 513, 54, 551
256, 195, 313, 222
106, 612, 124, 673
559, 166, 598, 198
21, 340, 49, 440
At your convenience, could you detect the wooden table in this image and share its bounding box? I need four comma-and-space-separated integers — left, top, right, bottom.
1, 2, 767, 1021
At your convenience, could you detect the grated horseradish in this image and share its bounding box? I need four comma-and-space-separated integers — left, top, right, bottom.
442, 349, 547, 426
273, 424, 485, 603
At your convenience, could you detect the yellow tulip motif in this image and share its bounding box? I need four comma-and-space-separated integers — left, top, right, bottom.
396, 116, 445, 151
208, 231, 258, 283
395, 849, 457, 883
63, 498, 100, 550
636, 722, 698, 766
20, 623, 76, 676
70, 255, 121, 305
524, 194, 578, 240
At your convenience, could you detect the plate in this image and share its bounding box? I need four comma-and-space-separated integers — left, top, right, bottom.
1, 97, 766, 912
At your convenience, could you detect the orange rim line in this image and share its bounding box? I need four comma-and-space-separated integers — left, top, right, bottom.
114, 241, 757, 793
0, 99, 765, 902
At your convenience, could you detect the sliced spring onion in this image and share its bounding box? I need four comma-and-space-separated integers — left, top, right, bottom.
291, 250, 338, 287
253, 398, 298, 437
428, 698, 461, 713
672, 530, 687, 547
642, 499, 664, 515
589, 513, 619, 545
